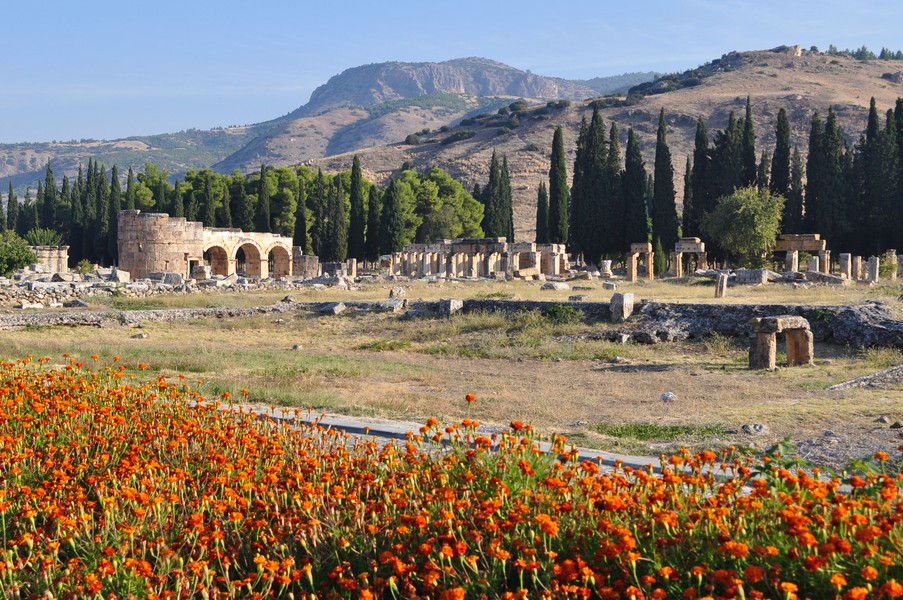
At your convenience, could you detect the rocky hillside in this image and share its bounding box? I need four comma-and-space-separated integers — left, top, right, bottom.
310, 47, 903, 241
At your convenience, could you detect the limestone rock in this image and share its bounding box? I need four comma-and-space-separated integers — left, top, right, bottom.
389, 286, 406, 299
741, 423, 769, 435
378, 299, 407, 313
569, 295, 589, 302
541, 282, 569, 291
320, 302, 347, 316
439, 298, 463, 318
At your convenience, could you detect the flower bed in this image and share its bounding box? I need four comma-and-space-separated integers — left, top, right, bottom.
0, 357, 900, 599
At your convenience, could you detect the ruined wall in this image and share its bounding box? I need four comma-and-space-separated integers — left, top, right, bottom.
30, 246, 69, 273
117, 211, 205, 280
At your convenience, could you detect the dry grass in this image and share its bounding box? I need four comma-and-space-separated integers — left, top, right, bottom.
7, 277, 903, 461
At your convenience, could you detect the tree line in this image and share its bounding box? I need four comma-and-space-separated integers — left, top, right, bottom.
535, 96, 903, 267
1, 157, 485, 267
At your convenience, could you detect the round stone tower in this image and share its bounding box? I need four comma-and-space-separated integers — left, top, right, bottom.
117, 210, 205, 279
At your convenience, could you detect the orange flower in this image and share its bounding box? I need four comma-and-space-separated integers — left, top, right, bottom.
744, 565, 765, 584
861, 566, 879, 581
439, 588, 466, 600
878, 580, 903, 598
830, 574, 848, 589
465, 393, 476, 403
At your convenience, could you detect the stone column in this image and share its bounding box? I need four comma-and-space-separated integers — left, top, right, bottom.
671, 252, 683, 278
852, 256, 862, 281
646, 252, 654, 281
626, 253, 638, 283
785, 250, 799, 273
868, 256, 880, 283
715, 272, 728, 298
749, 333, 777, 370
898, 255, 903, 280
807, 256, 819, 272
600, 259, 613, 278
839, 253, 851, 279
819, 250, 830, 274
471, 252, 482, 278
610, 292, 634, 323
698, 252, 708, 270
785, 329, 814, 366
886, 250, 897, 281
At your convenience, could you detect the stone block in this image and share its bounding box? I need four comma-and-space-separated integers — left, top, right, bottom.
541, 282, 570, 291
630, 243, 653, 254
734, 269, 768, 285
439, 298, 463, 318
320, 302, 347, 316
610, 292, 634, 323
675, 239, 705, 253
715, 273, 728, 298
378, 299, 407, 313
786, 329, 814, 366
569, 295, 589, 302
602, 281, 618, 290
868, 256, 880, 282
784, 250, 799, 272
749, 332, 777, 370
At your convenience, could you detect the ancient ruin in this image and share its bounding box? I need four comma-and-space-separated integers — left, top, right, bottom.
749, 315, 814, 370
117, 211, 299, 280
387, 239, 568, 279
671, 237, 707, 277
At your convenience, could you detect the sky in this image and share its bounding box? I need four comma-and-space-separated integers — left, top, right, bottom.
2, 0, 901, 144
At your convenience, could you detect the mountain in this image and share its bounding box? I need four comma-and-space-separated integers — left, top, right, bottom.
306, 47, 903, 241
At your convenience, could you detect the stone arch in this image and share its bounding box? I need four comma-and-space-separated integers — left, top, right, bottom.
266, 244, 292, 278
235, 240, 264, 277
203, 244, 230, 276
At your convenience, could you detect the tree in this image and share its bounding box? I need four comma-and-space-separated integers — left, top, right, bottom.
364, 186, 381, 262
652, 108, 679, 253
687, 116, 710, 237
172, 180, 185, 218
482, 151, 507, 238
701, 186, 785, 267
42, 162, 57, 231
770, 108, 791, 197
535, 181, 549, 244
570, 109, 606, 264
0, 230, 36, 276
547, 126, 569, 244
783, 148, 805, 233
682, 155, 693, 236
501, 156, 514, 242
756, 150, 770, 191
124, 167, 136, 211
347, 156, 367, 260
741, 96, 757, 186
322, 175, 347, 262
310, 169, 328, 256
254, 165, 271, 232
229, 172, 253, 231
293, 182, 308, 252
379, 179, 406, 254
107, 165, 121, 262
217, 185, 232, 228
804, 111, 824, 231
6, 182, 18, 235
622, 128, 650, 246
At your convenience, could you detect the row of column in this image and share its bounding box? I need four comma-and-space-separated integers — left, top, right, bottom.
785, 249, 901, 282
388, 250, 567, 278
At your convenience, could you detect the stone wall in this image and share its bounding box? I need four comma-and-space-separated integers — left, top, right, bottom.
118, 211, 205, 280
31, 246, 69, 273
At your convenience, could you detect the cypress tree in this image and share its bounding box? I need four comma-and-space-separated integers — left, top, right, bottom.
293, 182, 308, 251
711, 111, 744, 201
571, 109, 607, 264
35, 182, 43, 229
347, 155, 367, 260
816, 108, 847, 248
501, 155, 514, 242
652, 108, 679, 254
653, 236, 666, 275
741, 96, 757, 186
58, 175, 71, 240
783, 148, 805, 233
185, 191, 199, 222
569, 119, 588, 257
804, 111, 824, 232
364, 186, 381, 262
311, 169, 328, 256
482, 151, 503, 237
172, 180, 185, 218
68, 175, 83, 261
757, 150, 770, 190
230, 175, 253, 231
203, 175, 216, 227
124, 167, 136, 210
687, 117, 710, 237
603, 122, 623, 257
535, 181, 549, 244
379, 179, 405, 254
42, 162, 57, 231
770, 108, 792, 197
108, 165, 121, 263
682, 155, 693, 236
5, 181, 16, 234
0, 185, 6, 233
82, 184, 96, 261
547, 126, 569, 244
95, 166, 110, 264
217, 185, 232, 228
622, 128, 650, 246
254, 165, 271, 232
156, 178, 167, 215
330, 176, 347, 261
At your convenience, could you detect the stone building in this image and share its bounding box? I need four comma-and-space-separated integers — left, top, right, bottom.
387, 238, 568, 278
117, 210, 299, 280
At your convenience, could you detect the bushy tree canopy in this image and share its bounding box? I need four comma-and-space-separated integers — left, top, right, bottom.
0, 231, 37, 276
701, 186, 785, 267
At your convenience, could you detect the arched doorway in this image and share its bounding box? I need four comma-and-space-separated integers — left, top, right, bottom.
204, 245, 230, 276
236, 242, 263, 277
268, 246, 291, 278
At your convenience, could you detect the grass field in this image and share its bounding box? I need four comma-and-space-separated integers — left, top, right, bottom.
4, 277, 902, 463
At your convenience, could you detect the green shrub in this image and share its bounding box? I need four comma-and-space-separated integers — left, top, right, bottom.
541, 303, 583, 324
74, 259, 94, 274
0, 231, 37, 276
25, 227, 63, 246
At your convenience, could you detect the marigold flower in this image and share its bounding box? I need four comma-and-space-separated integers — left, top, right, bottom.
830, 574, 848, 588
465, 393, 476, 403
878, 580, 903, 597
744, 565, 765, 584
844, 587, 870, 600
861, 566, 879, 581
439, 587, 466, 600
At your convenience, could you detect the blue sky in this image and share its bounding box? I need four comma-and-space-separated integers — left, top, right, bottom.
2, 0, 900, 143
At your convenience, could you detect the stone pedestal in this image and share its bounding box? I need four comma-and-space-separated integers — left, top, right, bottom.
839, 253, 851, 279
715, 273, 728, 298
749, 332, 777, 370
610, 292, 634, 323
785, 250, 798, 273
852, 256, 862, 281
868, 256, 880, 283
886, 250, 897, 281
600, 260, 612, 278
807, 256, 819, 272
626, 253, 638, 283
671, 252, 683, 277
818, 250, 830, 274
785, 329, 814, 366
